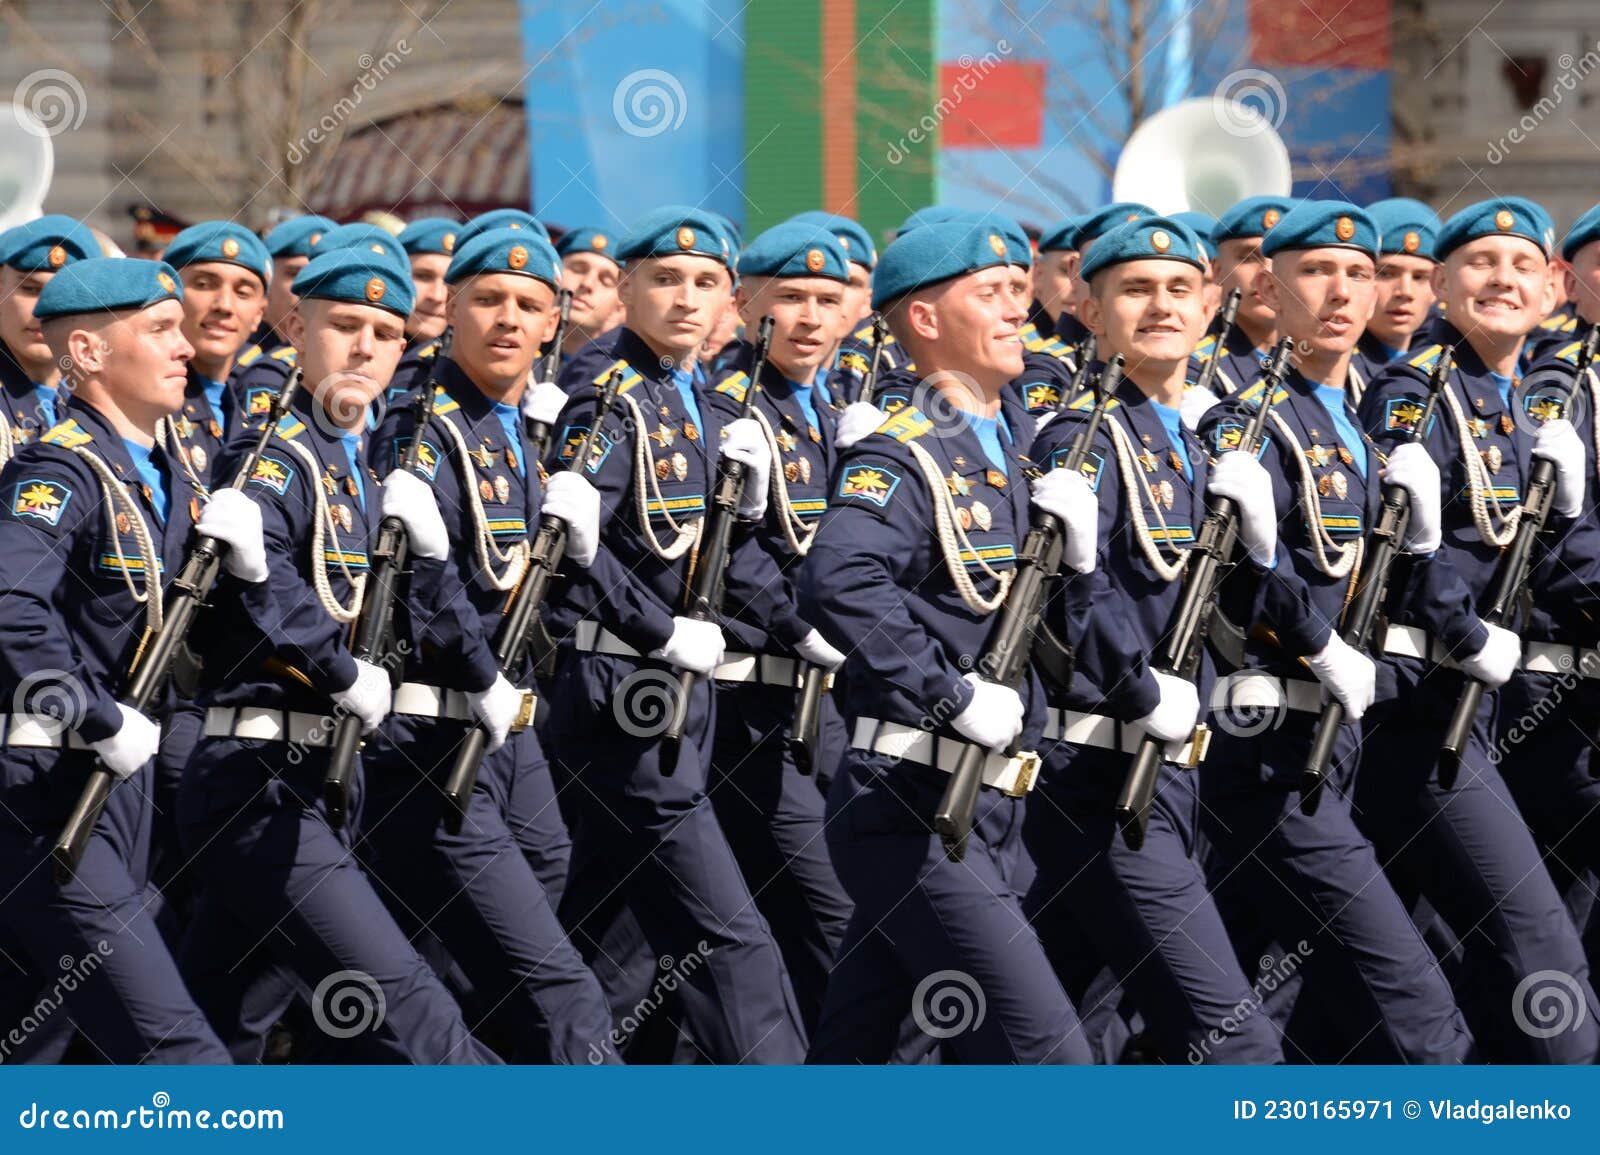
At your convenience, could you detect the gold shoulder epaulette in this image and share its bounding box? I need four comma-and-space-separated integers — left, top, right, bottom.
874, 405, 934, 442
40, 419, 92, 448
715, 371, 749, 402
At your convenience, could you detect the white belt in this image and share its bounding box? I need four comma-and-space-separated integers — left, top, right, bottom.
393, 682, 474, 721
0, 715, 95, 750
573, 620, 644, 658
1382, 624, 1458, 667
1042, 708, 1210, 768
204, 706, 333, 746
850, 718, 1039, 797
1523, 640, 1600, 678
713, 653, 803, 687
1211, 671, 1324, 715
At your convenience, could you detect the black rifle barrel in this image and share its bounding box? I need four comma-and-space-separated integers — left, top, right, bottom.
1194, 288, 1244, 399
525, 288, 573, 462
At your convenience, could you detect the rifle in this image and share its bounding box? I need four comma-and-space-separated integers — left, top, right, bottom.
787, 315, 890, 774
1194, 288, 1243, 398
934, 354, 1126, 862
525, 288, 573, 461
1113, 336, 1295, 850
439, 368, 625, 830
659, 316, 775, 770
322, 344, 449, 828
1300, 346, 1453, 814
1060, 334, 1098, 408
52, 369, 305, 882
1438, 325, 1600, 787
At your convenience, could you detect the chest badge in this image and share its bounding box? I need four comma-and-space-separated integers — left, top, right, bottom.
776, 429, 798, 453
334, 504, 354, 532
649, 425, 676, 448
1157, 479, 1175, 510
494, 475, 511, 504
970, 500, 993, 531
1137, 449, 1157, 473
946, 471, 973, 497
478, 478, 494, 501
985, 469, 1007, 489
1500, 414, 1514, 435
682, 420, 699, 442
1483, 445, 1503, 474
672, 452, 689, 480
470, 445, 493, 469
190, 445, 208, 475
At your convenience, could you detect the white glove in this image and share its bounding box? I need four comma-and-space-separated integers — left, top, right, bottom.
1533, 418, 1585, 519
1381, 442, 1442, 554
834, 401, 882, 449
1457, 623, 1520, 688
1207, 451, 1278, 566
90, 704, 160, 780
1180, 386, 1222, 431
795, 628, 846, 669
541, 471, 600, 568
1034, 411, 1055, 435
468, 673, 523, 753
332, 658, 393, 735
1031, 467, 1098, 574
381, 469, 448, 561
1304, 635, 1377, 721
1134, 671, 1201, 744
520, 378, 568, 426
719, 417, 770, 520
951, 674, 1025, 753
649, 617, 726, 677
197, 487, 268, 583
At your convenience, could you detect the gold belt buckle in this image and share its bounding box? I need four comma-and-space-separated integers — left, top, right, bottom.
1181, 724, 1211, 770
512, 689, 538, 732
1004, 750, 1042, 798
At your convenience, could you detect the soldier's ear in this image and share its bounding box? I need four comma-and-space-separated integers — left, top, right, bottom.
1078, 288, 1103, 335
1256, 267, 1280, 314
1430, 260, 1448, 302
1537, 259, 1558, 318
903, 296, 939, 342
280, 308, 305, 350
65, 323, 108, 374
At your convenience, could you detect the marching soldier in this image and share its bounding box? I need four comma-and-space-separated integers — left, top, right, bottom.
1028, 217, 1081, 349
0, 258, 245, 1062
801, 218, 1098, 1063
545, 205, 807, 1062
231, 213, 334, 381
0, 216, 100, 465
789, 211, 876, 331
159, 222, 273, 486
702, 221, 855, 1029
555, 226, 626, 358
384, 217, 459, 399
1024, 217, 1284, 1063
1350, 198, 1440, 389
1357, 197, 1600, 1063
1189, 195, 1295, 395
365, 227, 618, 1062
1197, 202, 1475, 1061
175, 246, 499, 1063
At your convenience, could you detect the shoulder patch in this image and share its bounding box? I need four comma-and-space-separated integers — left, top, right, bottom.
393, 436, 440, 481
236, 344, 264, 368
1384, 396, 1430, 433
1191, 335, 1217, 364
40, 419, 92, 448
272, 413, 306, 441
11, 477, 72, 526
1407, 343, 1444, 372
1022, 381, 1062, 412
248, 453, 294, 495
1051, 447, 1104, 492
419, 339, 441, 360
837, 351, 869, 377
270, 347, 299, 365
1236, 378, 1289, 408
431, 384, 460, 417
715, 371, 750, 403
1067, 391, 1119, 413
1524, 391, 1566, 424
556, 423, 613, 474
837, 462, 901, 507
245, 384, 278, 419
875, 406, 934, 442
594, 359, 643, 394
1555, 340, 1584, 366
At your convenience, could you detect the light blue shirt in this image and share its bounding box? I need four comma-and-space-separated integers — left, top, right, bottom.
492, 400, 523, 476
966, 411, 1012, 477
1312, 383, 1367, 479
198, 375, 228, 435
788, 374, 821, 435
123, 438, 168, 524
670, 367, 702, 432
1149, 398, 1191, 480
1489, 371, 1514, 412
31, 384, 58, 430
340, 433, 366, 511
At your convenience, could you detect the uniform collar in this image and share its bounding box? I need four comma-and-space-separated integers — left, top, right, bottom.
58, 397, 166, 483
434, 356, 514, 422
289, 380, 356, 446
0, 337, 39, 395
613, 326, 684, 385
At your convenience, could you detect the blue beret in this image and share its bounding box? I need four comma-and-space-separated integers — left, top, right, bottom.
896, 206, 972, 235
263, 214, 336, 259
1037, 216, 1082, 254
292, 247, 415, 318
737, 223, 850, 282
308, 222, 402, 261
1260, 201, 1379, 260
398, 217, 461, 257
1213, 195, 1298, 244
986, 214, 1032, 269
1436, 197, 1555, 262
1080, 217, 1208, 282
706, 211, 743, 258
788, 211, 877, 268
872, 220, 1014, 310
1074, 203, 1155, 249
445, 227, 563, 291
1169, 212, 1218, 260
0, 214, 100, 272
1560, 203, 1600, 262
34, 257, 184, 321
456, 210, 549, 252
159, 221, 272, 286
1364, 198, 1440, 261
616, 205, 733, 269
555, 225, 621, 265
